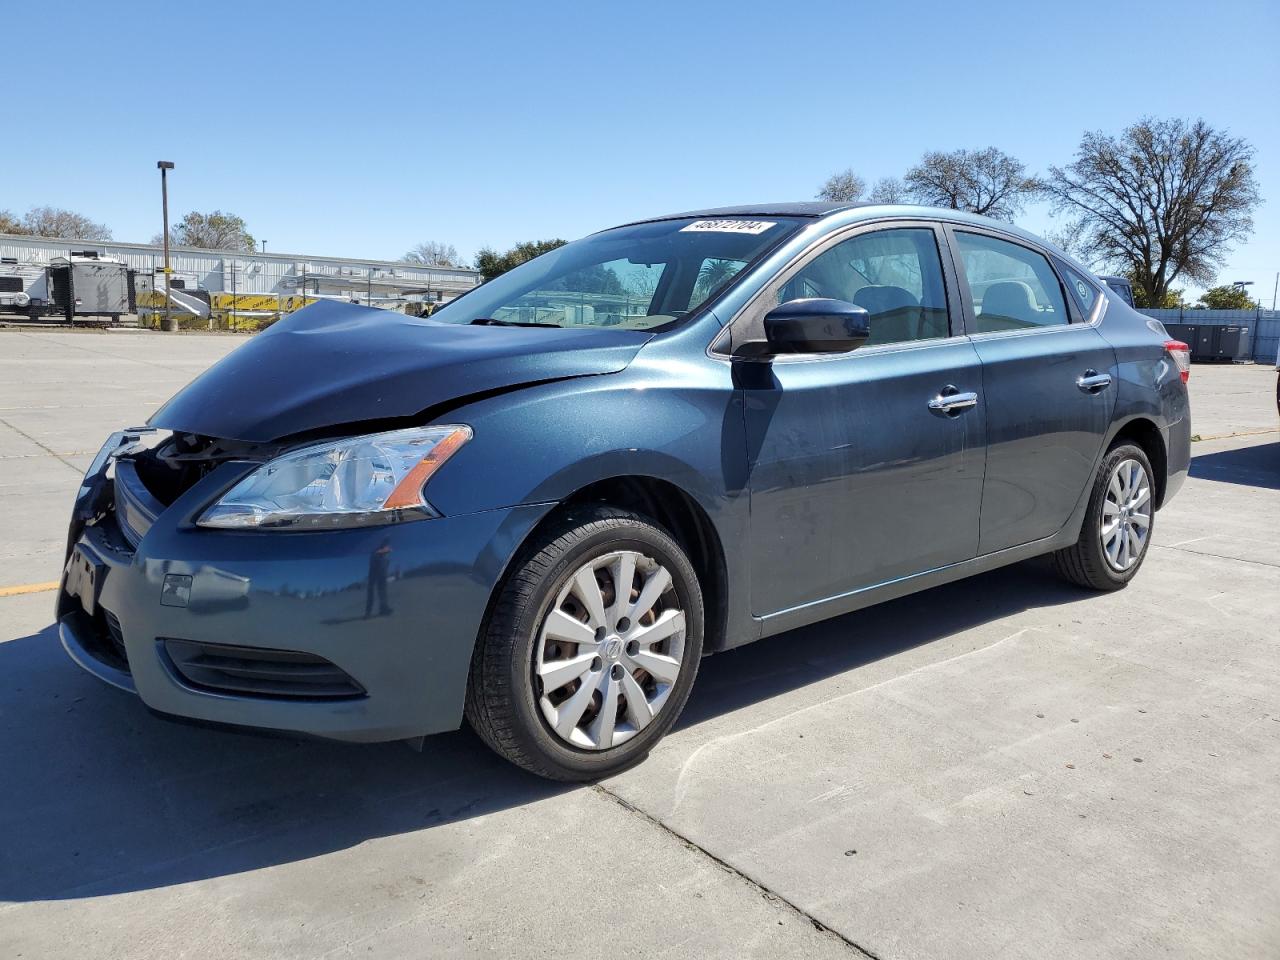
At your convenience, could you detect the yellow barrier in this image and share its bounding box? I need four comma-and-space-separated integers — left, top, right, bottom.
211, 293, 316, 312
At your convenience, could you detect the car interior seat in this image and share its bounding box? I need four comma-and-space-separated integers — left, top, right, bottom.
853, 285, 922, 345
979, 280, 1041, 329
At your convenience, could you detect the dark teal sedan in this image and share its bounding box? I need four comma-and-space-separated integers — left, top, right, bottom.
59, 203, 1191, 780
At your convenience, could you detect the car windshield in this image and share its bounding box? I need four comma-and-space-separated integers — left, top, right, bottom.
430, 216, 805, 331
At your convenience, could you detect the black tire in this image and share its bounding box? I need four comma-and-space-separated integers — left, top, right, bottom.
1053, 442, 1155, 591
465, 505, 704, 781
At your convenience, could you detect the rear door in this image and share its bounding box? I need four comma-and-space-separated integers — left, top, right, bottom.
945, 226, 1117, 555
734, 222, 987, 618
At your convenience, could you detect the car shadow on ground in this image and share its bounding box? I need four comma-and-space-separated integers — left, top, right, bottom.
1188, 439, 1279, 490
0, 558, 1083, 904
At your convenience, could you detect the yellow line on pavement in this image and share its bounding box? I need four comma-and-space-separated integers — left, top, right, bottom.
0, 581, 60, 598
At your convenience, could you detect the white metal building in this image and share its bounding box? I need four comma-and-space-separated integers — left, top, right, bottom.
0, 233, 480, 306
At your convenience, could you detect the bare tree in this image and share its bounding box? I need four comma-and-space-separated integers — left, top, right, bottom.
903, 147, 1040, 220
18, 206, 112, 240
0, 209, 23, 234
817, 169, 866, 202
402, 241, 461, 267
867, 177, 908, 204
1044, 118, 1261, 306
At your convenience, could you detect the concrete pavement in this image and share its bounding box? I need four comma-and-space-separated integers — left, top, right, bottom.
1, 329, 1277, 958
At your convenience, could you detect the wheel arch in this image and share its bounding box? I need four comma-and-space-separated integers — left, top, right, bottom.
1108, 417, 1168, 509
498, 474, 730, 655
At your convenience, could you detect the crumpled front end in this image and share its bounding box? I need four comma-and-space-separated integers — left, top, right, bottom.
58, 430, 551, 742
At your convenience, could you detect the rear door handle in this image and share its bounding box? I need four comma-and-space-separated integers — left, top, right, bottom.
1076, 370, 1112, 393
928, 388, 979, 415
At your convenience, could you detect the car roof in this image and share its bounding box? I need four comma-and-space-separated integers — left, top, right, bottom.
613, 203, 1082, 268
623, 201, 867, 223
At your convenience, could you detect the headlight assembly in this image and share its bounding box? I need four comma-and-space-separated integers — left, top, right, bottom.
197, 425, 472, 530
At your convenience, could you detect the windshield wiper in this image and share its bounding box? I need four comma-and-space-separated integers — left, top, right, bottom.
470, 317, 562, 328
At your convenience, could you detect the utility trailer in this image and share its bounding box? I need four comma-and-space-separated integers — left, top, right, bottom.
47, 253, 136, 325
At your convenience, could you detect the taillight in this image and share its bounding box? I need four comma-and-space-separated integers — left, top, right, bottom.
1165, 340, 1190, 383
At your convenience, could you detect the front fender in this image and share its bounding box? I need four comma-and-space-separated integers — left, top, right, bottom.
425, 364, 745, 516
423, 359, 755, 648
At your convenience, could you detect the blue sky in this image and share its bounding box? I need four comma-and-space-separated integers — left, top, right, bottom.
6, 0, 1278, 301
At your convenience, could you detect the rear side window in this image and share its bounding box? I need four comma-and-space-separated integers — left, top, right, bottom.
777, 227, 950, 346
954, 232, 1069, 333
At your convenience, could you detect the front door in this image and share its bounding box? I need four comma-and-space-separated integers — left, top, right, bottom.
946, 228, 1117, 554
737, 224, 987, 618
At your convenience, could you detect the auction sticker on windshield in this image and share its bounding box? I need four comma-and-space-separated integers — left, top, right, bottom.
679, 219, 776, 235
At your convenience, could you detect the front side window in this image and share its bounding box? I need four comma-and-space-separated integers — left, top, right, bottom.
954, 232, 1069, 332
429, 217, 803, 331
776, 227, 950, 346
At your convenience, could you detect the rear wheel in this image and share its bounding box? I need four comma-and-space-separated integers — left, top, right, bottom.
465, 506, 703, 781
1053, 442, 1155, 591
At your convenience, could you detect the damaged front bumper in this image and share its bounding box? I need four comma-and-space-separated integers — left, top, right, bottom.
57, 430, 551, 742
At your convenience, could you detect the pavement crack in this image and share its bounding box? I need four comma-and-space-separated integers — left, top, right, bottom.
591, 784, 884, 959
0, 417, 85, 474
1152, 543, 1280, 569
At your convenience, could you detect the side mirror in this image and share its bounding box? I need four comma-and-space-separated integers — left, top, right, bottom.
762, 298, 870, 354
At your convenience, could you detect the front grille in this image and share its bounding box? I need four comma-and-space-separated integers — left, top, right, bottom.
103, 609, 127, 662
161, 639, 365, 700
64, 607, 130, 673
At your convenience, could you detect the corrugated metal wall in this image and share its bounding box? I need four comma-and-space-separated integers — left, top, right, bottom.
1140, 309, 1280, 366
0, 233, 480, 297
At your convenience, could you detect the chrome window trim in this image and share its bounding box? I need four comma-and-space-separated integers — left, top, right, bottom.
766, 333, 959, 365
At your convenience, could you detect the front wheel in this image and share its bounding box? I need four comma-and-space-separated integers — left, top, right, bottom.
465, 506, 703, 781
1053, 442, 1156, 591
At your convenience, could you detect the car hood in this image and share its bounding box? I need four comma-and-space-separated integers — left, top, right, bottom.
149, 300, 652, 443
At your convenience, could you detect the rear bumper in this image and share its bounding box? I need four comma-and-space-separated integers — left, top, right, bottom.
1161, 413, 1191, 506
58, 451, 551, 743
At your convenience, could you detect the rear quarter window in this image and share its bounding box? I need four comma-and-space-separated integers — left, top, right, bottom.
1059, 264, 1099, 318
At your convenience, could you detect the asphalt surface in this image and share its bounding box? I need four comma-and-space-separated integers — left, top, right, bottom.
1, 328, 1278, 959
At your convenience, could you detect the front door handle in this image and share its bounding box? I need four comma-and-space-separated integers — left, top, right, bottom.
1077, 370, 1113, 393
928, 387, 979, 415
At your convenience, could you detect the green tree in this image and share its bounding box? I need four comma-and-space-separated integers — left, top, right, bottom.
1045, 118, 1260, 309
1130, 284, 1183, 309
1124, 269, 1183, 308
693, 258, 742, 303
474, 239, 567, 282
547, 263, 625, 295
1195, 285, 1257, 310
157, 211, 255, 251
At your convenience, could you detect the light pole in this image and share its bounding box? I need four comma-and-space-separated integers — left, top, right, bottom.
157, 161, 175, 331
260, 240, 266, 254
